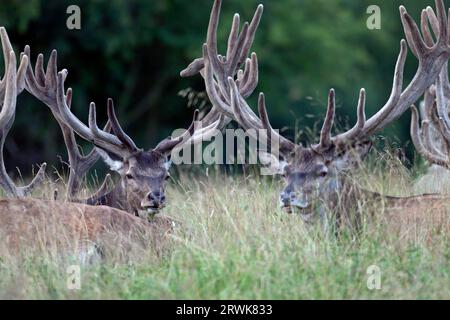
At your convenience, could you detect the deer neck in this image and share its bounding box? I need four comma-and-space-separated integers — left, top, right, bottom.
111, 178, 131, 213
87, 180, 131, 214
319, 174, 372, 211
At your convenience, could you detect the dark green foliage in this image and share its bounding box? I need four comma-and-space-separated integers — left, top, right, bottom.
0, 0, 435, 176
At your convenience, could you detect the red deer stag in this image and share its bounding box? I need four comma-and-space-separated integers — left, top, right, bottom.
0, 28, 182, 259
183, 0, 450, 229
53, 65, 223, 217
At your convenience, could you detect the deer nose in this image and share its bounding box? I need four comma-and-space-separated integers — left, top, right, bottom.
280, 192, 294, 207
148, 192, 166, 206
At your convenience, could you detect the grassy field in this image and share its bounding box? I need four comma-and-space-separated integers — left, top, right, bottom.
0, 150, 449, 299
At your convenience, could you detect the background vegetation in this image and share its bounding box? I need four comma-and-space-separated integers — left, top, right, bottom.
0, 0, 435, 177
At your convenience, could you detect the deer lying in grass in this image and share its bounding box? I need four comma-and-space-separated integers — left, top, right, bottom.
0, 197, 175, 262
183, 0, 450, 230
1, 24, 225, 218
0, 28, 174, 260
52, 74, 223, 217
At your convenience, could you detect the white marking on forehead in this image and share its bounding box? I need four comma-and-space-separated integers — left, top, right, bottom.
96, 148, 124, 172
164, 160, 172, 171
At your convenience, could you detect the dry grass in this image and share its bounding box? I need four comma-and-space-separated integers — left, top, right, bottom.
0, 151, 449, 299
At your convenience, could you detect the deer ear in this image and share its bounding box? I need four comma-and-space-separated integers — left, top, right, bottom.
163, 159, 172, 171
259, 151, 288, 176
330, 140, 372, 171
95, 147, 125, 173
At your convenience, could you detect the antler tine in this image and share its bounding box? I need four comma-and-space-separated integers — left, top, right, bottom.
435, 68, 450, 132
106, 98, 139, 151
257, 92, 297, 155
240, 53, 259, 98
411, 105, 450, 167
45, 49, 58, 89
228, 75, 278, 132
17, 163, 47, 196
418, 86, 449, 157
180, 112, 226, 148
0, 28, 28, 98
206, 0, 224, 77
224, 21, 249, 80
426, 6, 440, 37
153, 110, 199, 155
319, 89, 336, 149
87, 101, 127, 156
442, 61, 450, 98
228, 77, 258, 130
419, 87, 450, 155
338, 89, 367, 144
179, 58, 204, 78
400, 6, 428, 58
0, 28, 13, 73
421, 9, 435, 48
422, 120, 447, 157
435, 0, 448, 41
238, 5, 264, 68
85, 173, 113, 202
34, 53, 45, 87
226, 13, 240, 62
423, 87, 437, 121
0, 53, 18, 129
431, 65, 450, 156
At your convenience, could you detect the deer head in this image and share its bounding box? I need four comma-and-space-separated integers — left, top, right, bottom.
184, 0, 450, 216
55, 70, 223, 215
256, 89, 374, 214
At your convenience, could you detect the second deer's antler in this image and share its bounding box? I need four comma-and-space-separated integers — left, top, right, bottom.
197, 0, 450, 160
0, 27, 46, 197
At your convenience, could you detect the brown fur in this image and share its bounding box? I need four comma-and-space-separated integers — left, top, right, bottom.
0, 198, 175, 258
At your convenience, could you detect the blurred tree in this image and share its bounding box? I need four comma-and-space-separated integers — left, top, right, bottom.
0, 0, 438, 177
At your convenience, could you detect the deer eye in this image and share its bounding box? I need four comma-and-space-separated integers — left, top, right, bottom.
165, 175, 171, 181
318, 170, 328, 178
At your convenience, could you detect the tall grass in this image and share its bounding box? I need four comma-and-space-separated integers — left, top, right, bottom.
0, 150, 449, 299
